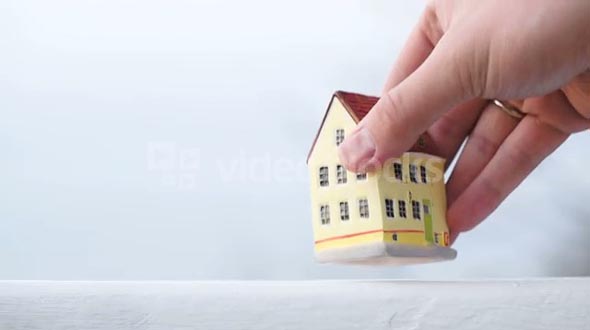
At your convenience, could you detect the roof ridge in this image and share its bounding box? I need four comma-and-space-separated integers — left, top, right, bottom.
306, 91, 436, 164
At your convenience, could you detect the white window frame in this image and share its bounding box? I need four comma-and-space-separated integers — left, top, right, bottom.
385, 199, 395, 218
336, 165, 347, 184
398, 200, 407, 218
409, 164, 418, 183
335, 129, 345, 146
420, 165, 428, 183
319, 166, 329, 187
358, 199, 369, 219
393, 162, 403, 181
339, 202, 349, 221
412, 200, 421, 220
320, 204, 330, 225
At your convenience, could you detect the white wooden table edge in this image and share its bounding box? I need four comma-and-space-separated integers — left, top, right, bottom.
0, 279, 588, 330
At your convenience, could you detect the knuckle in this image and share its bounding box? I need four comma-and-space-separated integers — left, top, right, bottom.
502, 139, 539, 172
443, 42, 485, 99
421, 2, 443, 43
478, 176, 504, 209
433, 113, 464, 139
423, 0, 438, 23
468, 132, 502, 158
425, 0, 436, 11
467, 50, 490, 98
459, 61, 482, 98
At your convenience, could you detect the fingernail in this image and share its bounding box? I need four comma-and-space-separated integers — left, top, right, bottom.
338, 126, 376, 171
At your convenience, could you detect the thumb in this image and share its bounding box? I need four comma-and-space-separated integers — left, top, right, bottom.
338, 36, 478, 172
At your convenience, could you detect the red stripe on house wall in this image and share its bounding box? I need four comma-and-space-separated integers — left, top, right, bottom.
314, 229, 424, 244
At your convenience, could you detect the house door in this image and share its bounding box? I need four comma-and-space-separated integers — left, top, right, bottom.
422, 199, 434, 243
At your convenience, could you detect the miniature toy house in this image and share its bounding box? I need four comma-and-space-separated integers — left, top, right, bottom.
307, 91, 457, 265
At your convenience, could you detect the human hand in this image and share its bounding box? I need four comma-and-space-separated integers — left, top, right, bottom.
338, 0, 590, 242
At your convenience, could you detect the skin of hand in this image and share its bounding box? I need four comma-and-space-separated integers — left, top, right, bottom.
338, 0, 590, 242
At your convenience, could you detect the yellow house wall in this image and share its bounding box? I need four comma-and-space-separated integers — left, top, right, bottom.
308, 97, 384, 251
308, 96, 451, 251
377, 153, 450, 247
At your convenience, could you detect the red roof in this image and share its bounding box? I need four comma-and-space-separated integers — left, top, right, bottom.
334, 91, 379, 122
306, 91, 431, 163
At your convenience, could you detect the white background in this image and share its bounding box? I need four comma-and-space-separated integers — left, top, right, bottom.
1, 0, 588, 279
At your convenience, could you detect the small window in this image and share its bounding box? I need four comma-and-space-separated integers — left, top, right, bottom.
319, 166, 329, 187
423, 204, 430, 215
358, 199, 369, 218
434, 233, 440, 244
336, 165, 347, 184
320, 204, 330, 225
409, 164, 418, 183
412, 200, 421, 220
356, 173, 367, 181
398, 200, 407, 218
385, 199, 395, 218
335, 129, 345, 146
393, 163, 403, 181
420, 165, 427, 183
392, 233, 398, 241
339, 202, 349, 221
